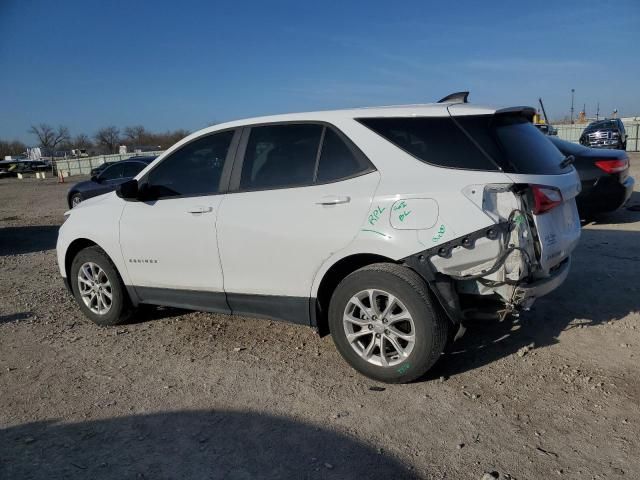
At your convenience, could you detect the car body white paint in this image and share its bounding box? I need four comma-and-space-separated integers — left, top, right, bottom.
57, 101, 581, 320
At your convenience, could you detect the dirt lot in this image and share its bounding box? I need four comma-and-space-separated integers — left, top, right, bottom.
1, 156, 639, 480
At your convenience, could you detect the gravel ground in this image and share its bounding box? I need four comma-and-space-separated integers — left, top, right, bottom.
1, 155, 639, 479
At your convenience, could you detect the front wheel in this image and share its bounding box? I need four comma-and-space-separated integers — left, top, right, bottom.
71, 193, 82, 208
328, 263, 449, 383
70, 246, 132, 326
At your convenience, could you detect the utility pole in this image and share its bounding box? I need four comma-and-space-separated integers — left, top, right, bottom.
596, 102, 600, 121
570, 89, 575, 124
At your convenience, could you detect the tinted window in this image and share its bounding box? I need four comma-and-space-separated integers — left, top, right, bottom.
316, 128, 370, 182
240, 124, 322, 190
360, 115, 568, 175
359, 117, 498, 171
146, 130, 234, 197
100, 163, 125, 180
122, 161, 147, 178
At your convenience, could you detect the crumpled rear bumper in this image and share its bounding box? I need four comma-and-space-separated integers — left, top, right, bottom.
512, 257, 571, 308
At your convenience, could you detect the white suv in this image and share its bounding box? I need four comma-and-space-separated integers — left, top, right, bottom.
57, 93, 581, 383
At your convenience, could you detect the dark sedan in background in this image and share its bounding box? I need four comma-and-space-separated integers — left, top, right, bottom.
549, 137, 634, 218
89, 161, 117, 177
67, 157, 155, 208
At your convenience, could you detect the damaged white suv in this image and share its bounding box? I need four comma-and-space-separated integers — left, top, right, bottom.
57, 92, 581, 383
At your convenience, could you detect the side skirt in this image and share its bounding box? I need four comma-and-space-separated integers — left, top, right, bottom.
134, 286, 311, 326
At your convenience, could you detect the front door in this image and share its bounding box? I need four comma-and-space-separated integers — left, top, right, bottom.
119, 129, 238, 311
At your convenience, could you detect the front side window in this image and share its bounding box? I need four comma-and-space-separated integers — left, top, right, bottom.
122, 161, 147, 178
146, 130, 235, 197
99, 163, 125, 181
240, 124, 323, 190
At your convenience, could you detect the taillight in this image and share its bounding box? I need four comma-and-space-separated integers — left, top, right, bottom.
595, 158, 628, 174
531, 185, 562, 215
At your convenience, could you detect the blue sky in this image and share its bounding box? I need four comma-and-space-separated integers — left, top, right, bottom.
1, 0, 639, 144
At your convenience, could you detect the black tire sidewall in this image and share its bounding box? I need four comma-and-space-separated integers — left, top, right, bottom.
329, 268, 443, 383
70, 247, 129, 326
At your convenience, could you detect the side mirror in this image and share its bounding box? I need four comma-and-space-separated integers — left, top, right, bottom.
91, 175, 100, 183
116, 179, 139, 200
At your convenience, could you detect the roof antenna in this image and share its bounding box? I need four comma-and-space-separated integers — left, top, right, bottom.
437, 91, 469, 104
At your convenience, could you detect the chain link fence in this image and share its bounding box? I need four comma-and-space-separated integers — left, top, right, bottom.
54, 151, 164, 177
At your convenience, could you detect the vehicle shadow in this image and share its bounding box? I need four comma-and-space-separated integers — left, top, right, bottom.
0, 225, 59, 256
127, 305, 192, 324
0, 312, 33, 324
583, 191, 640, 225
429, 227, 640, 380
0, 410, 418, 480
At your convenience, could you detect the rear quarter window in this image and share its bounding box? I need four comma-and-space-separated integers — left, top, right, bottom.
359, 115, 570, 175
358, 117, 498, 171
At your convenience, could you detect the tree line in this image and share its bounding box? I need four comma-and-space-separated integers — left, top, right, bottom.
0, 124, 191, 159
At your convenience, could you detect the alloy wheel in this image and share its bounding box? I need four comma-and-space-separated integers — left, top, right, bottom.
343, 289, 416, 367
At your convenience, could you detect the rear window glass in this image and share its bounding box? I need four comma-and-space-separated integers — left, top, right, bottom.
359, 115, 569, 175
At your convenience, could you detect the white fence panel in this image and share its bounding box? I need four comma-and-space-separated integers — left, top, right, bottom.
54, 151, 164, 176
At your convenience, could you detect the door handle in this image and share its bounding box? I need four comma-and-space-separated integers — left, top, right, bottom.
187, 206, 213, 214
315, 195, 351, 206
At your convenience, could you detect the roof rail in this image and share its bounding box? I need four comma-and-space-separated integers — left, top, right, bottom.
437, 91, 469, 104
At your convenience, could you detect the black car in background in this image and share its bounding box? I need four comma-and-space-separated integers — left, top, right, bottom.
579, 119, 627, 150
549, 137, 634, 217
89, 161, 117, 177
67, 157, 155, 208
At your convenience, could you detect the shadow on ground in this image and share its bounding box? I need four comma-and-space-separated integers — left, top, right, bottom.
0, 225, 59, 256
430, 227, 640, 379
0, 312, 33, 324
0, 410, 417, 480
583, 191, 640, 225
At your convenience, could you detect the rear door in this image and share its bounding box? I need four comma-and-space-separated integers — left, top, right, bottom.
217, 123, 379, 322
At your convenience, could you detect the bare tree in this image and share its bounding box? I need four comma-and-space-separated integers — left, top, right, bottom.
123, 125, 147, 146
28, 124, 70, 155
94, 126, 120, 154
0, 139, 27, 158
73, 133, 93, 150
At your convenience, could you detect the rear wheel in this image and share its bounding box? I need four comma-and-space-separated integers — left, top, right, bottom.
70, 246, 132, 326
328, 263, 449, 383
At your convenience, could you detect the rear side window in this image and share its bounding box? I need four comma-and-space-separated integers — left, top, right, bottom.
146, 130, 234, 197
240, 124, 323, 190
359, 115, 568, 175
316, 128, 371, 183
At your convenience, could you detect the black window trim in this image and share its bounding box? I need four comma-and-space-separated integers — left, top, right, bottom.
227, 120, 377, 194
137, 127, 241, 201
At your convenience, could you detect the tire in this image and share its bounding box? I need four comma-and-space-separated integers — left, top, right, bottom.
70, 245, 132, 326
328, 263, 449, 383
70, 193, 82, 208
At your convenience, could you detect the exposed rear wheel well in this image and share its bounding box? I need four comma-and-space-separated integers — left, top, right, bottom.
314, 254, 394, 336
65, 238, 98, 279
